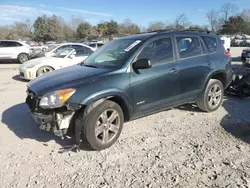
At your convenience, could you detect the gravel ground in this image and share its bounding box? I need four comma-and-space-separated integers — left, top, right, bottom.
1, 47, 250, 188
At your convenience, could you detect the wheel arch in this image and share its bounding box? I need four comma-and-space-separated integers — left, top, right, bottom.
80, 90, 132, 122
203, 70, 228, 91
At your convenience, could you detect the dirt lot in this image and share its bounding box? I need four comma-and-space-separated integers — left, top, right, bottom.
1, 47, 250, 188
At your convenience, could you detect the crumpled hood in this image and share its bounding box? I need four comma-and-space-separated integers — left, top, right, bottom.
20, 57, 56, 68
27, 65, 111, 96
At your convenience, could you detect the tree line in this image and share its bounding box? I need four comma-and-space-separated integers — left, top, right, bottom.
0, 3, 249, 42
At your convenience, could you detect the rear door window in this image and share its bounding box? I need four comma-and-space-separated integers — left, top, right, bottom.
201, 36, 218, 53
176, 36, 202, 59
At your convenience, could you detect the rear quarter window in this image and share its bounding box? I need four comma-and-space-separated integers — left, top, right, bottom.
201, 36, 218, 53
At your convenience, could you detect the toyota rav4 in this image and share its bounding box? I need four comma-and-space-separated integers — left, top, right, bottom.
26, 29, 233, 151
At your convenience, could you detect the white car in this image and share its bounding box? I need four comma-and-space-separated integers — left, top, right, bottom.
19, 46, 94, 80
0, 40, 31, 63
43, 43, 94, 57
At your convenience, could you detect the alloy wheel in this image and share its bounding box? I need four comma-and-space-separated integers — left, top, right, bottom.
95, 109, 121, 144
208, 84, 222, 108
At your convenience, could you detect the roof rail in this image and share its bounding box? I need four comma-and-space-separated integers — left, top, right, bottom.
137, 28, 213, 35
150, 28, 213, 34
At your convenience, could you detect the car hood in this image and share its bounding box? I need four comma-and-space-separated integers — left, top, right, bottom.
28, 65, 111, 96
20, 57, 57, 68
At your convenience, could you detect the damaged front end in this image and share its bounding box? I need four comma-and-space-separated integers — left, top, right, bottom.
26, 89, 81, 138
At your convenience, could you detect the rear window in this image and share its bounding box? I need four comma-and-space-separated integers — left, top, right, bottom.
201, 36, 218, 53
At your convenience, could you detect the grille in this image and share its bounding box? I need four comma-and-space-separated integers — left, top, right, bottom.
26, 89, 38, 112
20, 72, 24, 77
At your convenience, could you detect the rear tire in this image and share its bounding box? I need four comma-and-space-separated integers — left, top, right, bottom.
18, 53, 29, 64
196, 79, 224, 112
75, 100, 124, 151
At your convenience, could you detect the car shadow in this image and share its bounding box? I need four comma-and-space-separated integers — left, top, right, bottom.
12, 75, 29, 83
1, 103, 75, 151
232, 56, 242, 62
2, 103, 95, 152
220, 96, 250, 144
176, 103, 204, 112
0, 60, 18, 64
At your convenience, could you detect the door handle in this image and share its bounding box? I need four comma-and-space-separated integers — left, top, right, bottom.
170, 68, 178, 74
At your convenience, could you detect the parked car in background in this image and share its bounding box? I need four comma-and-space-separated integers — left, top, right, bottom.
19, 46, 94, 80
220, 36, 231, 51
241, 48, 250, 63
0, 40, 31, 63
88, 42, 104, 49
44, 43, 95, 57
26, 29, 233, 151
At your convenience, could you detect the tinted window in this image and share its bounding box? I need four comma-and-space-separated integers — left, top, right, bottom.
0, 41, 22, 47
202, 36, 218, 53
54, 45, 70, 53
89, 44, 96, 48
137, 38, 174, 66
97, 43, 103, 47
176, 37, 202, 59
74, 47, 93, 57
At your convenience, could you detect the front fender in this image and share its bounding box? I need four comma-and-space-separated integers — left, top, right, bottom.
80, 88, 131, 105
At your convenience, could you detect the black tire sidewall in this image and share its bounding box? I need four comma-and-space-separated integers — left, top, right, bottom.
83, 100, 124, 150
18, 54, 28, 64
204, 79, 224, 112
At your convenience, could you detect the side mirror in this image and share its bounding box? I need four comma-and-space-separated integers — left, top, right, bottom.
133, 59, 152, 70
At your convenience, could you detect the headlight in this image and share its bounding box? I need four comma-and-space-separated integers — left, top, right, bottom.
39, 88, 76, 109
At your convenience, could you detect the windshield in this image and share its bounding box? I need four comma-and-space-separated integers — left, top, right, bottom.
53, 48, 74, 58
82, 39, 141, 68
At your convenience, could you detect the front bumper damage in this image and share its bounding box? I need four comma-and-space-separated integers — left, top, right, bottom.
29, 111, 75, 137
26, 89, 80, 138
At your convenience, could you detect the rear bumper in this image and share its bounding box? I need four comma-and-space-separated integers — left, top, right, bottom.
225, 68, 233, 89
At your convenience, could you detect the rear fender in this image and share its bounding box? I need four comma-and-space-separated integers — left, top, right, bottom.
202, 70, 227, 92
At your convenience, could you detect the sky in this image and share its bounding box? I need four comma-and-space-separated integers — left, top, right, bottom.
0, 0, 248, 27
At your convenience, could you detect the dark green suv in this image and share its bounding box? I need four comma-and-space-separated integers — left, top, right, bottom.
26, 29, 233, 150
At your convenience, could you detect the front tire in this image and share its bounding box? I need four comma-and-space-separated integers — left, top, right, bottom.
18, 53, 29, 64
197, 79, 224, 112
76, 100, 124, 151
36, 66, 54, 77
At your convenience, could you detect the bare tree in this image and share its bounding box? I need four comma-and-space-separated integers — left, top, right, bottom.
206, 10, 220, 32
241, 9, 250, 22
69, 15, 85, 31
221, 3, 238, 22
119, 19, 140, 35
174, 14, 190, 29
147, 21, 166, 32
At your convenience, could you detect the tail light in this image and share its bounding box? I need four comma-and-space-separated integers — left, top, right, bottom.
224, 51, 232, 59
